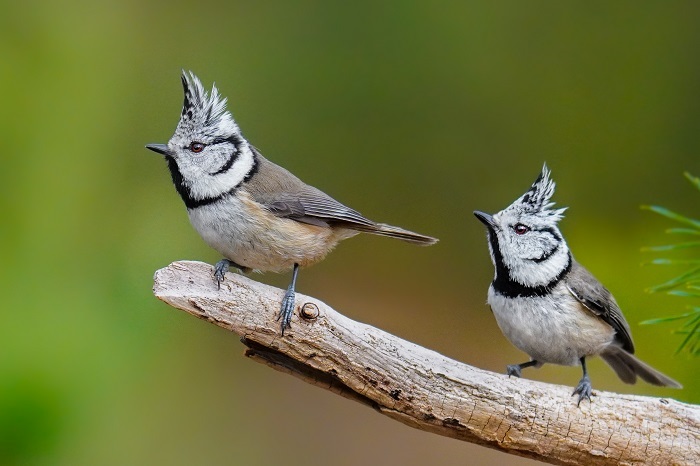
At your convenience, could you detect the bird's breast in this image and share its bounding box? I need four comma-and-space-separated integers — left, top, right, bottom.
187, 191, 354, 273
487, 283, 615, 365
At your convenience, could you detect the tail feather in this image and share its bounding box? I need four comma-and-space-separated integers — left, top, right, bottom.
601, 346, 682, 388
599, 351, 637, 384
350, 223, 438, 246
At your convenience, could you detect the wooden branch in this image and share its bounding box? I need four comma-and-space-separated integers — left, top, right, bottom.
153, 261, 699, 466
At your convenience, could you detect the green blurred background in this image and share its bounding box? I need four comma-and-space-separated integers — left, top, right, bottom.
2, 1, 698, 465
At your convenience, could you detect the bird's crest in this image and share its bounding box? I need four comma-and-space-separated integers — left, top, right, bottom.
509, 163, 567, 221
177, 70, 239, 139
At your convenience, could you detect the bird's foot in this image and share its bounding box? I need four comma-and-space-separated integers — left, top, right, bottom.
277, 287, 296, 334
213, 259, 250, 289
506, 364, 522, 378
572, 374, 593, 406
213, 259, 231, 289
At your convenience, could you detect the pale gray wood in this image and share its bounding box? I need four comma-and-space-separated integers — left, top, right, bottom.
153, 260, 699, 466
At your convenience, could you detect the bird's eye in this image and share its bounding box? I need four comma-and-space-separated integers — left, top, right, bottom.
514, 224, 530, 235
189, 142, 206, 153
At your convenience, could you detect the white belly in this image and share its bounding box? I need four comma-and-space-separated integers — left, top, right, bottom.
487, 284, 615, 366
187, 192, 357, 273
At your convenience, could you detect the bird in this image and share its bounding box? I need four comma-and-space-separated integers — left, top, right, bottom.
146, 71, 438, 333
473, 164, 681, 405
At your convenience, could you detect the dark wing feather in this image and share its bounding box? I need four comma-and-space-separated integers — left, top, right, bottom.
294, 192, 375, 226
565, 260, 635, 353
244, 146, 376, 228
265, 198, 305, 218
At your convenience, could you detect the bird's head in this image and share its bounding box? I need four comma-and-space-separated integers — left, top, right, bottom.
474, 164, 570, 288
146, 71, 256, 207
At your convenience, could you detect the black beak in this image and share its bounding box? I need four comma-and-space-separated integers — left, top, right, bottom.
474, 211, 496, 229
145, 143, 170, 156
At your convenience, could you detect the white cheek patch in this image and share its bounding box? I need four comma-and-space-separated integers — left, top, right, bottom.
187, 146, 255, 200
507, 244, 570, 287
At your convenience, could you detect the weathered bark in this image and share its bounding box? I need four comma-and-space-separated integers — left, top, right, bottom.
153, 261, 699, 466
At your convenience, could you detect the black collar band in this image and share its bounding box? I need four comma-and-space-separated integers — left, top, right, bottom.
491, 252, 572, 298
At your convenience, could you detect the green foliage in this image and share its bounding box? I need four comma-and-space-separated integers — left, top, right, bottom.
642, 172, 700, 356
0, 375, 66, 465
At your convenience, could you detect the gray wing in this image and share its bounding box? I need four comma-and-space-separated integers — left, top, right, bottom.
565, 259, 635, 353
265, 191, 376, 227
244, 146, 376, 228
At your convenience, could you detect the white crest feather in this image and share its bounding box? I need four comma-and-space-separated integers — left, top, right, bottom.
178, 70, 239, 139
510, 163, 567, 221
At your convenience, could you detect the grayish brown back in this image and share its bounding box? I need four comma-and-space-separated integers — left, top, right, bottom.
565, 260, 634, 353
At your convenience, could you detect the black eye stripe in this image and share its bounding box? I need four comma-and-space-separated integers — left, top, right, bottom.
538, 226, 562, 242
511, 224, 561, 242
211, 134, 244, 147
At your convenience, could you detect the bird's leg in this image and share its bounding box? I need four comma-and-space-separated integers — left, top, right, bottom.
277, 263, 299, 334
572, 356, 593, 406
213, 259, 250, 289
506, 360, 539, 378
